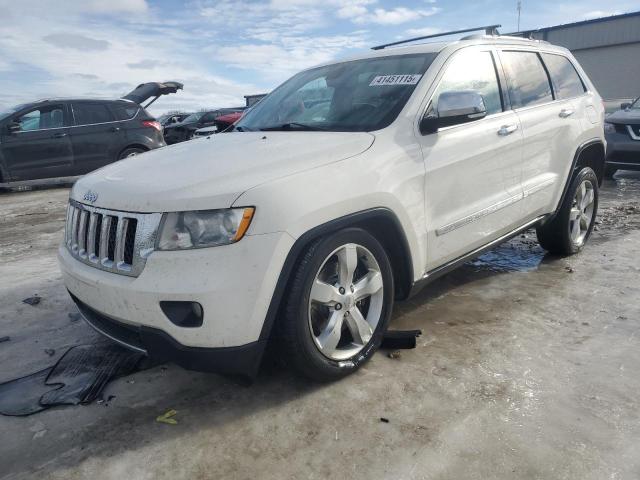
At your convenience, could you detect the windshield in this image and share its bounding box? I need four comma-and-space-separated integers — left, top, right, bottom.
0, 104, 26, 121
182, 112, 205, 123
630, 97, 640, 109
236, 53, 437, 132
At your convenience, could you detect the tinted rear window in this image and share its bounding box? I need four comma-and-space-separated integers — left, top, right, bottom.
541, 53, 585, 100
73, 103, 114, 125
111, 104, 140, 121
501, 51, 553, 109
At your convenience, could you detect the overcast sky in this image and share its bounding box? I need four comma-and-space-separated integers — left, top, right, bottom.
0, 0, 637, 115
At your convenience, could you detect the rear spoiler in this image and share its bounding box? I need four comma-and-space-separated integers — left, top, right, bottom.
122, 81, 184, 108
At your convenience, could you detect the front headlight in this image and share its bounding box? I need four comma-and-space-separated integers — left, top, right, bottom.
157, 207, 255, 251
604, 122, 616, 134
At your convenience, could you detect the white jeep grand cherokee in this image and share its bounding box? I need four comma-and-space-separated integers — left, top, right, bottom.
59, 35, 605, 381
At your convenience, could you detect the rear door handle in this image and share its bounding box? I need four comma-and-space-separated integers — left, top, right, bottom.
497, 124, 518, 136
52, 132, 67, 138
110, 126, 121, 132
559, 109, 574, 118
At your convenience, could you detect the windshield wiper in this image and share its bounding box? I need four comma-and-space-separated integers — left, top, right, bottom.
260, 122, 327, 131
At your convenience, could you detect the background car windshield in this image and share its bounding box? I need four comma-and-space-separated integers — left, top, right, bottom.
183, 112, 205, 123
631, 98, 640, 109
236, 53, 437, 132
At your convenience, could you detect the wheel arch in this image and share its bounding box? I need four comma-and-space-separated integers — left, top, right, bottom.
258, 208, 415, 345
547, 139, 605, 224
575, 140, 605, 186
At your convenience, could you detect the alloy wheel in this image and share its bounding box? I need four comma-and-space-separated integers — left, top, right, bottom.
569, 179, 595, 246
308, 243, 384, 361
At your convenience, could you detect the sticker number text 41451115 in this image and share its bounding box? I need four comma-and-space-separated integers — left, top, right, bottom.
369, 74, 422, 86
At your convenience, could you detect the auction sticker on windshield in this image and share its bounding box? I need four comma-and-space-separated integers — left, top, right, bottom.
369, 74, 422, 86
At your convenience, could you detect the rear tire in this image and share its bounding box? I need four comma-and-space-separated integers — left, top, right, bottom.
536, 167, 598, 255
118, 147, 145, 160
279, 228, 394, 381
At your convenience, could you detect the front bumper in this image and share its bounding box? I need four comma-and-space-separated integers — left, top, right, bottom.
71, 294, 265, 376
606, 129, 640, 170
59, 231, 295, 371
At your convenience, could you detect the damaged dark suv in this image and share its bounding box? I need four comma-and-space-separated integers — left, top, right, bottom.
0, 81, 182, 184
605, 96, 640, 176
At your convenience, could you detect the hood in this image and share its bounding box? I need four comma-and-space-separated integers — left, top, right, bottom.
607, 108, 640, 125
71, 131, 375, 212
122, 81, 183, 105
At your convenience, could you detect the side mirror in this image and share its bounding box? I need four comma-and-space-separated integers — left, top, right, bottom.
420, 90, 487, 135
7, 121, 21, 133
621, 102, 631, 110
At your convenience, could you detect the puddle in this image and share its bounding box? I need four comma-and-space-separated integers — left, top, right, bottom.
468, 232, 546, 273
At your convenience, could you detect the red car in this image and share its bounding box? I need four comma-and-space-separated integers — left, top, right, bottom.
214, 111, 244, 132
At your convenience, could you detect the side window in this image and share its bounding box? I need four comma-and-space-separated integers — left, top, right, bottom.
432, 50, 503, 116
501, 51, 553, 109
111, 104, 139, 121
73, 103, 113, 125
16, 105, 64, 131
541, 53, 586, 100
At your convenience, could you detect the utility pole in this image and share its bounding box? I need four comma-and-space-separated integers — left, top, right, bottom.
517, 0, 522, 32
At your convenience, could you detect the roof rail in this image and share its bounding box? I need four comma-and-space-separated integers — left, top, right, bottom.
371, 25, 501, 50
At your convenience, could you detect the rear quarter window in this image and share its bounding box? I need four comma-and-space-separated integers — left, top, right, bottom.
111, 104, 140, 121
541, 53, 586, 100
501, 51, 553, 109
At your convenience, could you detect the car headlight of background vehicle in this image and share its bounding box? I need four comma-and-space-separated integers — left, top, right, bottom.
157, 208, 255, 250
604, 122, 616, 134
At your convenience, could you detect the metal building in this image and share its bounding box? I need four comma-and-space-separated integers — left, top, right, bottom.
518, 11, 640, 101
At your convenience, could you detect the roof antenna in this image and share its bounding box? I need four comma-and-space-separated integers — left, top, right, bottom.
517, 0, 522, 32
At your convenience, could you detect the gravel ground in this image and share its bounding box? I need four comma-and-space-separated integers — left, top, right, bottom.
0, 173, 639, 480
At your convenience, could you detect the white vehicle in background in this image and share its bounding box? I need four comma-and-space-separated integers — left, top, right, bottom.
192, 125, 217, 138
59, 27, 605, 381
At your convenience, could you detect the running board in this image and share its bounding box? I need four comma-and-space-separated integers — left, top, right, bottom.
0, 175, 81, 190
408, 215, 546, 297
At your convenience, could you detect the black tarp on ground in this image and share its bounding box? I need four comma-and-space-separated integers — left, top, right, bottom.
0, 344, 143, 416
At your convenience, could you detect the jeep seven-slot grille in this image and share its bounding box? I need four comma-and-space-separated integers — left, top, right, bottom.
65, 201, 162, 277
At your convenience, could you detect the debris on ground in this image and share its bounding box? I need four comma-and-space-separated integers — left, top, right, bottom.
387, 350, 401, 359
0, 344, 144, 416
380, 329, 422, 350
380, 417, 390, 423
156, 409, 178, 425
0, 336, 10, 343
44, 349, 55, 357
22, 296, 41, 306
68, 312, 81, 322
565, 266, 574, 273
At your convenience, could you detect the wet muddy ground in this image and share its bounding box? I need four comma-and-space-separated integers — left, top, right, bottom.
1, 174, 639, 479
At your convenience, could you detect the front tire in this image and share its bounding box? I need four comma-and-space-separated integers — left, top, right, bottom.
279, 228, 394, 381
536, 167, 598, 255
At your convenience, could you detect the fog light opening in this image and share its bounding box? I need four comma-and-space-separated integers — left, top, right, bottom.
160, 301, 204, 328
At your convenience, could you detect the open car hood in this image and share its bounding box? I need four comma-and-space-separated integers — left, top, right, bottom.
121, 81, 183, 106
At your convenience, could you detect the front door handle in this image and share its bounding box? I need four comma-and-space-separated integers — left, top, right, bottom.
497, 124, 518, 136
110, 126, 121, 132
52, 132, 67, 138
559, 109, 575, 118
